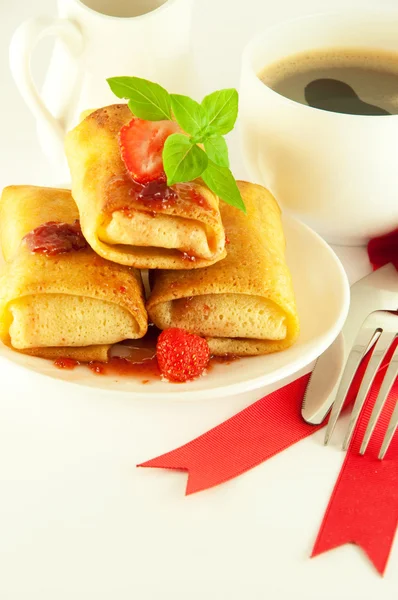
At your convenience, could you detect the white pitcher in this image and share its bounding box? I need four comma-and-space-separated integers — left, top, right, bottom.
10, 0, 195, 178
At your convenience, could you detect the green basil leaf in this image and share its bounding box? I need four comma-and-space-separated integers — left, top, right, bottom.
163, 134, 208, 186
201, 88, 239, 135
204, 135, 230, 168
107, 76, 171, 121
170, 94, 208, 137
201, 160, 246, 213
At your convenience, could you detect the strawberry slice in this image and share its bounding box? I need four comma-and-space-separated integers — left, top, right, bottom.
119, 118, 179, 184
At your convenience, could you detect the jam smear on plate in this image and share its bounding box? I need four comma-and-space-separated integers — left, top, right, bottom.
54, 357, 80, 370
88, 356, 160, 379
52, 326, 239, 383
53, 341, 159, 382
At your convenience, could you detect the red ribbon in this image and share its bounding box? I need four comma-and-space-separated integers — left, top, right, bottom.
368, 228, 398, 271
139, 235, 398, 574
312, 366, 398, 575
139, 354, 398, 575
140, 375, 314, 494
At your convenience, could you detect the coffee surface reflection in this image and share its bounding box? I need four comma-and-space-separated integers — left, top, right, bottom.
304, 78, 391, 115
260, 48, 398, 115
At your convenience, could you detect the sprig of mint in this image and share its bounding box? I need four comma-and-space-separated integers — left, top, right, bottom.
107, 76, 246, 213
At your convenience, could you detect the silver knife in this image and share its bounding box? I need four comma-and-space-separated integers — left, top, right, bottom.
301, 333, 344, 424
302, 263, 398, 425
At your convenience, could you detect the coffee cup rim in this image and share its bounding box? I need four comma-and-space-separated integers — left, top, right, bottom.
241, 9, 398, 120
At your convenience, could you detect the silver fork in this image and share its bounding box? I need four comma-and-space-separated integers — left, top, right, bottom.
324, 309, 398, 459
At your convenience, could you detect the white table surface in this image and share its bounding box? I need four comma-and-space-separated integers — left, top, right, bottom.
1, 0, 397, 598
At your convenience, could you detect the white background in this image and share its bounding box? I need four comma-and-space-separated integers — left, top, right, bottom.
0, 0, 397, 598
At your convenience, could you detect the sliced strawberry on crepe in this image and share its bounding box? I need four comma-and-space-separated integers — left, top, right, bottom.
119, 118, 179, 184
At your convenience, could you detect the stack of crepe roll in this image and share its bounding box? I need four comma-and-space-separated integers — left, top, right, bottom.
0, 104, 299, 363
0, 186, 147, 361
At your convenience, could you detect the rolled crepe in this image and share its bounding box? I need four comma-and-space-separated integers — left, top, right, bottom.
65, 104, 226, 269
0, 185, 147, 361
147, 181, 299, 356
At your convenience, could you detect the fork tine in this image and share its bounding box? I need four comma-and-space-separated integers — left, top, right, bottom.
324, 327, 380, 445
360, 345, 398, 455
379, 401, 398, 460
342, 331, 397, 450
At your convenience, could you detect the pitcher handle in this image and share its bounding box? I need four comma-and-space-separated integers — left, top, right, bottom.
9, 17, 83, 152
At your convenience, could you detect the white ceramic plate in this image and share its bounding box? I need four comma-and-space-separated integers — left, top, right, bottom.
0, 214, 349, 400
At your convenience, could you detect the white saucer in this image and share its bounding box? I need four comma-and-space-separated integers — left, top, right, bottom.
0, 214, 350, 400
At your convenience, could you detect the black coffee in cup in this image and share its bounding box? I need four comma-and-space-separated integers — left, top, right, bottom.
260, 48, 398, 115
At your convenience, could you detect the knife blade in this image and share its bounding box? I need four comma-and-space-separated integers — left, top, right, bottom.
301, 333, 344, 424
301, 263, 398, 425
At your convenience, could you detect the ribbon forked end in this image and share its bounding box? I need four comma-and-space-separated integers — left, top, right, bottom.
138, 452, 199, 496
311, 535, 394, 576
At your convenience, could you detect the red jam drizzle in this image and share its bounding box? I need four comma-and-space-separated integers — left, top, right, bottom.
87, 353, 239, 380
89, 325, 161, 381
88, 356, 160, 379
53, 326, 239, 382
24, 220, 88, 256
54, 357, 80, 370
104, 174, 141, 215
177, 182, 213, 213
189, 187, 210, 209
105, 173, 213, 217
136, 180, 178, 210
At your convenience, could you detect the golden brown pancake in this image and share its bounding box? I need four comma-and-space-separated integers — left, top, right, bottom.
65, 104, 226, 269
0, 185, 147, 361
147, 182, 299, 355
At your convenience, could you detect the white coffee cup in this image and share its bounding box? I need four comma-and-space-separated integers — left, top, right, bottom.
239, 11, 398, 246
9, 0, 194, 177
